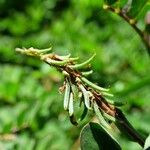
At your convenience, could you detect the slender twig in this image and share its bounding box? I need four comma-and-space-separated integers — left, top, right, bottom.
103, 5, 150, 55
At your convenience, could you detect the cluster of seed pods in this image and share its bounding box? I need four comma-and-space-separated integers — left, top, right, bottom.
16, 47, 125, 128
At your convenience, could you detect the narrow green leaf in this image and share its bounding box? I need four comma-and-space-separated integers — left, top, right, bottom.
118, 0, 128, 8
127, 0, 148, 18
80, 122, 122, 150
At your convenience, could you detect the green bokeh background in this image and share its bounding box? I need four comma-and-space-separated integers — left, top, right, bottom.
0, 0, 150, 149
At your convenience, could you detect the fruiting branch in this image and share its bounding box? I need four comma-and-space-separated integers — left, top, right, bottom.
16, 47, 145, 147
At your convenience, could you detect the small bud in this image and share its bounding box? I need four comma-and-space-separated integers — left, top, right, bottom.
103, 4, 109, 10
114, 8, 120, 14
129, 19, 136, 25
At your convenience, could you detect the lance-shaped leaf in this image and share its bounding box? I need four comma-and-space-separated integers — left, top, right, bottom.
78, 84, 91, 109
127, 0, 148, 19
80, 122, 122, 150
115, 109, 145, 147
81, 77, 109, 92
69, 53, 96, 69
63, 79, 71, 110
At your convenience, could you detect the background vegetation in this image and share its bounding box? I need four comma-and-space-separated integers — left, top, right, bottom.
0, 0, 150, 149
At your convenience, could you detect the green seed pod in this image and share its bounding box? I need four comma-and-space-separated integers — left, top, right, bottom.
45, 58, 68, 66
102, 92, 114, 97
81, 77, 109, 92
68, 57, 79, 61
57, 54, 71, 60
64, 79, 71, 110
105, 98, 126, 107
78, 84, 91, 110
69, 93, 74, 116
93, 102, 111, 129
81, 70, 93, 76
69, 53, 96, 69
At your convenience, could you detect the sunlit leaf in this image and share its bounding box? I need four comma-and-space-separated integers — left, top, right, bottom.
80, 122, 121, 150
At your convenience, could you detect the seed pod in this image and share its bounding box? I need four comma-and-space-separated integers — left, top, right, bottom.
81, 70, 93, 76
69, 93, 74, 116
57, 55, 79, 61
68, 57, 79, 61
102, 92, 114, 97
56, 54, 71, 60
81, 77, 109, 92
69, 53, 96, 69
105, 98, 126, 107
63, 79, 71, 110
45, 58, 68, 66
93, 102, 111, 129
78, 84, 91, 110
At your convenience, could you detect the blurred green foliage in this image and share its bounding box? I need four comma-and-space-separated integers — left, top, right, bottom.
0, 0, 150, 149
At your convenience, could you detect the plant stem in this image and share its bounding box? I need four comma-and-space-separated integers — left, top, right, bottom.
105, 6, 150, 55
115, 109, 145, 147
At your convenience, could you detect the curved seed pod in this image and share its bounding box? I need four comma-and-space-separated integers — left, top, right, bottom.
81, 70, 93, 76
78, 84, 91, 110
45, 58, 68, 66
102, 92, 114, 97
93, 102, 111, 129
81, 77, 109, 92
69, 93, 74, 116
57, 55, 79, 61
105, 98, 126, 107
69, 53, 96, 69
68, 57, 79, 61
56, 54, 71, 60
64, 79, 71, 110
36, 47, 52, 53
